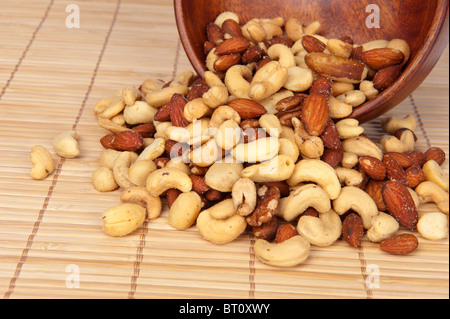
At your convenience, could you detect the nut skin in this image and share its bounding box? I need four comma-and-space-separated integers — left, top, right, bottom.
215, 37, 251, 55
111, 130, 144, 152
170, 93, 189, 127
228, 98, 267, 119
302, 35, 326, 53
206, 22, 224, 44
425, 147, 446, 166
383, 154, 407, 184
301, 93, 329, 136
361, 48, 405, 70
246, 186, 280, 227
365, 179, 387, 211
222, 19, 243, 38
380, 234, 419, 256
342, 212, 364, 248
382, 181, 418, 231
405, 166, 426, 188
359, 156, 387, 181
373, 65, 403, 91
275, 223, 298, 243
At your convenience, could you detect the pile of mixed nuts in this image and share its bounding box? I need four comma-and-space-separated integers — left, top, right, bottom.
31, 12, 449, 267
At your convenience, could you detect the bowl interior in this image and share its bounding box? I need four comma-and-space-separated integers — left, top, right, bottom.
175, 0, 449, 122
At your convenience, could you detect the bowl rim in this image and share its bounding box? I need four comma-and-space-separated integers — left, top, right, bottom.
174, 0, 449, 123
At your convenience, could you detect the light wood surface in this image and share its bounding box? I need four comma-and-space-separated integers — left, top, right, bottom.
0, 0, 448, 299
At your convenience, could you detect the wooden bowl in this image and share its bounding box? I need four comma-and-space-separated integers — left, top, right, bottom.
174, 0, 449, 123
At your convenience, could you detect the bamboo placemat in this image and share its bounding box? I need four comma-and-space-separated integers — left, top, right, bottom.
0, 0, 448, 299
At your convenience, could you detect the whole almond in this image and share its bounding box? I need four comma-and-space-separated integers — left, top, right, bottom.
206, 22, 224, 45
166, 188, 182, 209
425, 147, 446, 166
302, 35, 326, 53
342, 212, 364, 248
214, 53, 241, 72
362, 48, 405, 70
153, 103, 171, 122
100, 133, 115, 149
190, 175, 210, 195
365, 179, 387, 211
305, 52, 368, 83
321, 144, 344, 168
268, 36, 294, 48
170, 93, 189, 127
275, 223, 298, 244
382, 181, 418, 230
132, 123, 156, 138
320, 119, 341, 150
373, 65, 403, 91
394, 128, 418, 142
384, 152, 413, 169
405, 151, 428, 167
110, 130, 144, 152
380, 234, 419, 256
300, 93, 329, 136
309, 77, 333, 97
405, 165, 426, 188
228, 98, 267, 119
359, 156, 387, 180
215, 37, 251, 55
383, 154, 407, 184
221, 19, 243, 38
241, 45, 264, 64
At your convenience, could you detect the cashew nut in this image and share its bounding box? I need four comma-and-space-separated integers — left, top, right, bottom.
224, 65, 253, 99
214, 11, 239, 28
209, 105, 241, 128
333, 186, 378, 229
332, 82, 355, 97
422, 160, 449, 190
232, 178, 257, 216
202, 71, 229, 109
206, 198, 236, 220
168, 191, 202, 230
335, 167, 365, 187
336, 90, 366, 107
241, 155, 295, 183
215, 119, 242, 150
296, 209, 342, 247
123, 101, 157, 125
102, 203, 146, 237
30, 145, 55, 180
366, 212, 400, 243
335, 119, 365, 139
359, 80, 379, 100
249, 61, 288, 101
417, 212, 448, 241
327, 38, 353, 58
379, 130, 415, 153
53, 130, 80, 159
112, 151, 138, 189
387, 39, 411, 66
231, 137, 279, 163
128, 160, 157, 187
120, 186, 162, 220
136, 138, 166, 162
259, 114, 283, 138
281, 184, 331, 222
189, 138, 222, 167
145, 84, 189, 108
292, 117, 324, 159
284, 66, 314, 92
362, 39, 389, 52
278, 138, 300, 163
254, 235, 310, 267
99, 149, 121, 169
196, 210, 247, 245
267, 44, 296, 69
342, 136, 383, 161
285, 18, 304, 42
341, 152, 359, 169
146, 167, 192, 197
328, 95, 353, 119
381, 114, 417, 134
287, 159, 341, 200
92, 166, 118, 192
204, 161, 244, 192
415, 181, 449, 214
184, 98, 212, 123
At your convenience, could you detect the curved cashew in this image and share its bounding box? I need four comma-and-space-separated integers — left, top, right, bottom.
366, 212, 400, 243
284, 66, 314, 92
136, 138, 166, 162
140, 78, 165, 96
278, 137, 300, 163
379, 130, 415, 153
30, 145, 55, 180
210, 105, 241, 128
287, 159, 341, 200
102, 203, 146, 237
381, 114, 417, 134
128, 160, 157, 187
328, 95, 353, 119
422, 160, 449, 191
120, 186, 162, 220
241, 155, 295, 183
296, 209, 342, 247
292, 117, 324, 159
215, 119, 242, 150
281, 184, 331, 222
336, 90, 366, 107
92, 166, 118, 192
99, 149, 121, 169
214, 11, 239, 28
123, 101, 157, 125
53, 131, 80, 159
168, 191, 202, 230
362, 39, 388, 52
285, 18, 304, 42
202, 71, 229, 109
112, 151, 138, 189
249, 61, 288, 101
232, 137, 279, 163
342, 136, 383, 161
196, 210, 247, 245
341, 152, 359, 168
225, 65, 253, 99
259, 114, 282, 138
146, 167, 192, 197
387, 39, 411, 66
189, 138, 222, 167
254, 235, 310, 267
359, 80, 379, 100
335, 119, 365, 139
145, 84, 189, 108
417, 212, 448, 241
335, 167, 364, 186
332, 82, 355, 97
204, 161, 244, 192
333, 186, 379, 229
242, 19, 267, 43
267, 44, 296, 69
184, 98, 211, 123
206, 198, 236, 220
415, 181, 449, 214
232, 178, 257, 216
98, 96, 126, 119
168, 118, 211, 146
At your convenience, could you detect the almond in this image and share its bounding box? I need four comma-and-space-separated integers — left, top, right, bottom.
383, 154, 407, 184
132, 123, 156, 138
305, 52, 368, 83
166, 188, 181, 209
241, 45, 264, 64
253, 216, 278, 241
321, 144, 344, 168
300, 92, 329, 136
365, 179, 386, 211
372, 65, 403, 91
425, 147, 446, 166
221, 19, 243, 38
214, 53, 241, 72
190, 175, 210, 195
228, 98, 267, 119
153, 103, 171, 122
206, 22, 224, 45
342, 212, 364, 248
100, 133, 115, 149
405, 151, 428, 167
215, 37, 251, 55
380, 233, 419, 256
384, 152, 413, 169
394, 128, 418, 142
320, 119, 341, 150
110, 130, 144, 152
275, 223, 298, 244
359, 156, 387, 180
302, 35, 326, 53
170, 93, 189, 127
405, 165, 426, 188
309, 77, 333, 97
361, 48, 405, 70
382, 181, 418, 230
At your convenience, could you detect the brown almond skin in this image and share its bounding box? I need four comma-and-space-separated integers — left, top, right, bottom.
110, 130, 144, 152
384, 152, 413, 169
228, 98, 267, 119
215, 37, 251, 55
342, 213, 364, 248
320, 119, 341, 150
206, 22, 224, 45
300, 93, 329, 136
170, 93, 189, 127
361, 48, 405, 70
321, 144, 344, 168
214, 53, 241, 72
373, 65, 403, 91
190, 175, 210, 195
382, 181, 418, 230
383, 154, 407, 184
359, 156, 387, 180
153, 103, 171, 122
365, 179, 387, 212
275, 223, 298, 244
380, 234, 419, 256
405, 166, 426, 188
425, 147, 446, 166
253, 216, 278, 241
302, 35, 326, 53
221, 19, 243, 38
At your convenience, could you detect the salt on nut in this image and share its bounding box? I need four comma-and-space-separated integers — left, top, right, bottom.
146, 167, 192, 197
120, 186, 162, 220
102, 203, 146, 237
254, 235, 310, 267
30, 145, 55, 180
53, 130, 80, 159
240, 155, 295, 183
92, 166, 119, 192
232, 178, 257, 217
168, 191, 202, 230
287, 159, 341, 200
296, 209, 342, 247
196, 210, 247, 245
231, 137, 279, 163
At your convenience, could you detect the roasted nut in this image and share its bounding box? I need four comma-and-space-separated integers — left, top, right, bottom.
30, 145, 55, 180
254, 235, 310, 267
53, 130, 80, 159
102, 203, 146, 237
168, 191, 203, 230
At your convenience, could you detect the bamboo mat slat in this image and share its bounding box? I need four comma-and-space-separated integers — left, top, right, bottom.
0, 0, 448, 299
